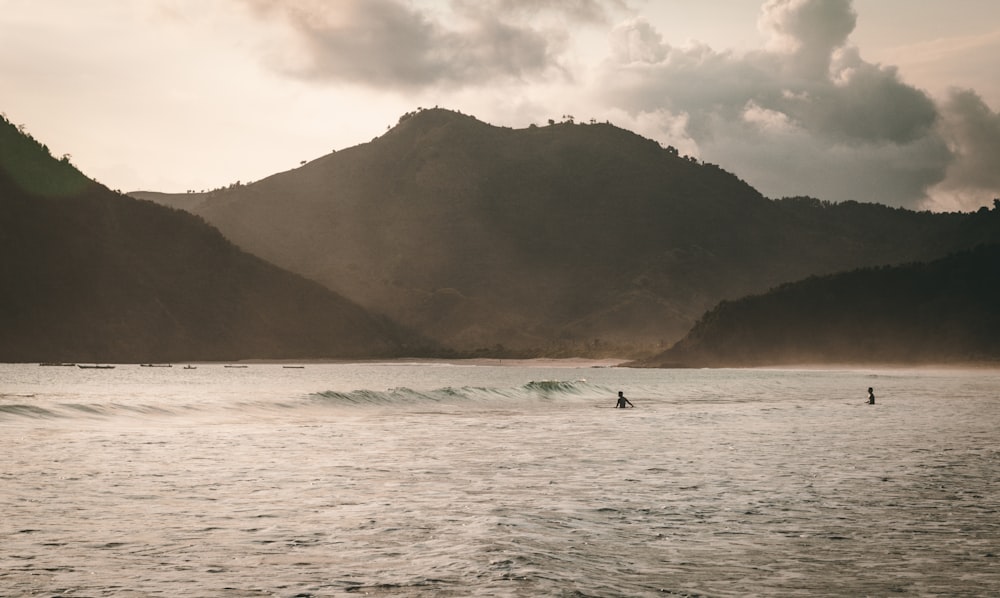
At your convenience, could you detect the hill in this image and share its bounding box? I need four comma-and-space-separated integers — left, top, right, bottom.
635, 241, 1000, 367
0, 114, 426, 363
132, 108, 1000, 356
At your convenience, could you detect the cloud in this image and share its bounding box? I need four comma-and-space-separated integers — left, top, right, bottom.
758, 0, 856, 76
236, 0, 622, 89
595, 0, 990, 209
608, 17, 668, 64
929, 88, 1000, 211
453, 0, 626, 24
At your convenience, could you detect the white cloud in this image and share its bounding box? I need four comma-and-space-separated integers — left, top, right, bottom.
609, 18, 668, 64
742, 100, 796, 133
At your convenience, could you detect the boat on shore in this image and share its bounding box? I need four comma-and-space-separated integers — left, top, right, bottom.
39, 362, 75, 367
77, 364, 115, 369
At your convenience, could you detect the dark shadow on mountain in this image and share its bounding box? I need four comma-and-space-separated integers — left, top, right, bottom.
1, 114, 433, 363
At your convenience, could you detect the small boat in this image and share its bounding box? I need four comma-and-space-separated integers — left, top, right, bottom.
77, 364, 115, 369
282, 366, 305, 369
183, 365, 197, 370
224, 365, 248, 369
39, 362, 75, 367
140, 364, 173, 368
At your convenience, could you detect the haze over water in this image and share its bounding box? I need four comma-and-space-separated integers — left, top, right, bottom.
2, 362, 998, 596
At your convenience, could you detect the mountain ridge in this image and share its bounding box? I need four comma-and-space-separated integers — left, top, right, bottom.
133, 108, 1000, 356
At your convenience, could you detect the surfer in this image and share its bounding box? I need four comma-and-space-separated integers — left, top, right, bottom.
867, 387, 875, 405
616, 391, 634, 408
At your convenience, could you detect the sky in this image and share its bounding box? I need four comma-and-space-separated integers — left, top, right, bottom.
3, 0, 1000, 212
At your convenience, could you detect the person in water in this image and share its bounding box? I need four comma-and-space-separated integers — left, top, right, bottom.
616, 391, 634, 408
868, 387, 875, 405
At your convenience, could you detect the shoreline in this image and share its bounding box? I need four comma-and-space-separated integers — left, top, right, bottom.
204, 357, 631, 368
12, 358, 999, 370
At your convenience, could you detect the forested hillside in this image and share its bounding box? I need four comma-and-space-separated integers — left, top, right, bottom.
637, 240, 1000, 367
0, 114, 426, 363
134, 108, 1000, 356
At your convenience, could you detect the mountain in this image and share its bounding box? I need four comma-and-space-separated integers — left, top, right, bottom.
133, 108, 1000, 356
0, 114, 427, 363
635, 241, 1000, 367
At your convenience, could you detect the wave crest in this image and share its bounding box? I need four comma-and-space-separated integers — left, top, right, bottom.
310, 379, 605, 408
0, 380, 612, 421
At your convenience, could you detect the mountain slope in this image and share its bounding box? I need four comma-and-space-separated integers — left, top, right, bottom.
133, 108, 1000, 355
636, 241, 1000, 367
0, 114, 425, 363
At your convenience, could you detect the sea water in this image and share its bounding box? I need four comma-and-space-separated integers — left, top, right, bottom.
1, 362, 998, 597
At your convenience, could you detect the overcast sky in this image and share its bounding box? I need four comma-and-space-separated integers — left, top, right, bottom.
3, 0, 999, 211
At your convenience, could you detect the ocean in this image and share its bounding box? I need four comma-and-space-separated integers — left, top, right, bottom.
2, 361, 998, 597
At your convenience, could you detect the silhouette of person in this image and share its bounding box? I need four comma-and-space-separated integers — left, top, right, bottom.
868, 387, 875, 405
616, 391, 634, 408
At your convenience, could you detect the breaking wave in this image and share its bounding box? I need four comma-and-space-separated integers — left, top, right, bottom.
309, 379, 607, 408
0, 380, 612, 421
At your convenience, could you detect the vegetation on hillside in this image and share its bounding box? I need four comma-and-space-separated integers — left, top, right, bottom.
0, 113, 429, 363
638, 238, 1000, 367
133, 108, 1000, 357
